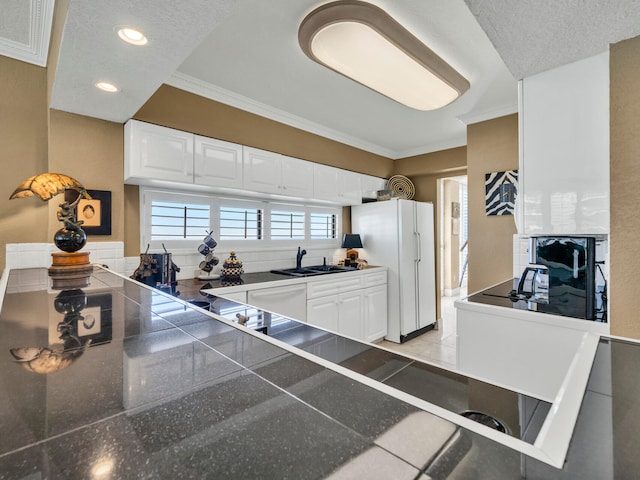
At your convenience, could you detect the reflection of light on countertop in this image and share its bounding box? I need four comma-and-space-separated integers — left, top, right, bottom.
91, 458, 114, 478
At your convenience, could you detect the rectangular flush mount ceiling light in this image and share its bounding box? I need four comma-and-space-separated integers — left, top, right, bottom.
298, 0, 470, 110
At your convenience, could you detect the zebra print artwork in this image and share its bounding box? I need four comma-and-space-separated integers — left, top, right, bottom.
485, 170, 518, 216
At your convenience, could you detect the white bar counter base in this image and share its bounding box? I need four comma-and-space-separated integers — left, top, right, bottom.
455, 282, 609, 402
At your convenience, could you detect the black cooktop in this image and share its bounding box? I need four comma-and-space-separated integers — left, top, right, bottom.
467, 279, 607, 322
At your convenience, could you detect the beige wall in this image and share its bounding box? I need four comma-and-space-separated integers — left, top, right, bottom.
0, 59, 124, 275
466, 114, 518, 294
48, 110, 124, 242
134, 85, 394, 177
393, 146, 467, 178
610, 35, 640, 339
0, 1, 123, 274
0, 56, 49, 273
124, 184, 141, 257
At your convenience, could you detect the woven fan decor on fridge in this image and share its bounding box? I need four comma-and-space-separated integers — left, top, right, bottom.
387, 175, 415, 199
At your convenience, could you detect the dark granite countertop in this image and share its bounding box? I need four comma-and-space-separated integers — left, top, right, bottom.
190, 271, 292, 289
0, 267, 638, 479
177, 266, 382, 297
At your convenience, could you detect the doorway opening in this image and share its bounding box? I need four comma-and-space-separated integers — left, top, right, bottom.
438, 176, 468, 299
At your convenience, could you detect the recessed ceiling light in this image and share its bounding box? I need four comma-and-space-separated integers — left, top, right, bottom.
95, 82, 118, 93
117, 27, 148, 46
298, 1, 470, 111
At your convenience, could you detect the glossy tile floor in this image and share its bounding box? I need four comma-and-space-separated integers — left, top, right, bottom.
378, 286, 466, 370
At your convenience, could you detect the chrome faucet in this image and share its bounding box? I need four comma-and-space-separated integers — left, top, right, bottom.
296, 246, 307, 270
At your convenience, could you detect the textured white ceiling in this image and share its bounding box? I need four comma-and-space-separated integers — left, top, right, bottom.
172, 0, 519, 158
465, 0, 640, 79
49, 0, 235, 123
0, 0, 54, 66
22, 0, 640, 158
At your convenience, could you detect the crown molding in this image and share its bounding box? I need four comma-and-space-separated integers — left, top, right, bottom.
456, 102, 518, 125
394, 136, 467, 159
167, 72, 398, 158
0, 0, 54, 67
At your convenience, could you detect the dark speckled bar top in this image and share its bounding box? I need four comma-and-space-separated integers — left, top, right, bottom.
0, 267, 639, 479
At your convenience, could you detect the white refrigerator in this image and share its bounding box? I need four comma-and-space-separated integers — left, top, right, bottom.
352, 198, 436, 343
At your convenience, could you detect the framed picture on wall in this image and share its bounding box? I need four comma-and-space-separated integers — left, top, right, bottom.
485, 170, 518, 216
452, 201, 460, 219
76, 189, 111, 235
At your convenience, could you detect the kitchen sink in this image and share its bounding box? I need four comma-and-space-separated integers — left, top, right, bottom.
306, 265, 356, 273
270, 268, 324, 277
270, 265, 357, 277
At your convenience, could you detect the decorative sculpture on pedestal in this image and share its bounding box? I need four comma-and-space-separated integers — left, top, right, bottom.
9, 173, 93, 288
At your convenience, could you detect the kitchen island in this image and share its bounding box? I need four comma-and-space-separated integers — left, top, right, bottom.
0, 267, 638, 478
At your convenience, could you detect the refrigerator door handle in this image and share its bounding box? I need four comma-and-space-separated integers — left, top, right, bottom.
415, 231, 422, 263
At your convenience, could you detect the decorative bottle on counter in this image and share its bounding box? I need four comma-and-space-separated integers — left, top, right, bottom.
220, 251, 244, 286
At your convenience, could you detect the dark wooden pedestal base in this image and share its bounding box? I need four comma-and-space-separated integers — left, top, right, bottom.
48, 251, 93, 289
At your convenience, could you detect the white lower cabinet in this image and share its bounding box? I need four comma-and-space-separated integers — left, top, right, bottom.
215, 291, 246, 304
307, 292, 363, 339
363, 284, 387, 342
337, 293, 363, 339
306, 295, 339, 332
247, 283, 307, 322
306, 270, 387, 342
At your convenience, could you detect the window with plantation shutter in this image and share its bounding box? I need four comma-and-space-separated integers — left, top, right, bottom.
150, 200, 210, 240
271, 210, 305, 239
310, 212, 336, 239
219, 206, 263, 240
140, 187, 342, 251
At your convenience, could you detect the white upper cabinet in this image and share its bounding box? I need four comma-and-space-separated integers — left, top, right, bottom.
313, 163, 362, 205
194, 135, 243, 188
520, 52, 609, 235
339, 169, 363, 205
243, 147, 314, 199
125, 120, 371, 206
313, 163, 340, 201
124, 120, 194, 184
281, 155, 314, 198
361, 174, 387, 200
242, 146, 282, 195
